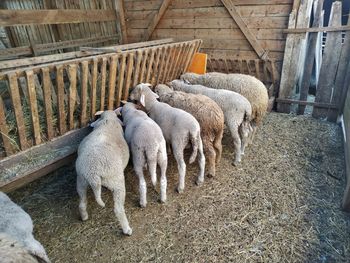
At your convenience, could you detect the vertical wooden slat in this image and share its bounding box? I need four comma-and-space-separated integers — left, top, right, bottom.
123, 52, 134, 100
0, 96, 16, 155
145, 49, 156, 83
80, 61, 89, 126
116, 53, 126, 107
183, 44, 195, 73
100, 57, 107, 111
170, 44, 183, 79
132, 50, 143, 87
223, 59, 230, 74
41, 68, 54, 140
151, 48, 162, 85
91, 58, 98, 117
68, 64, 77, 130
26, 70, 41, 145
254, 60, 261, 81
56, 65, 66, 135
176, 44, 190, 76
156, 47, 167, 84
107, 55, 118, 110
207, 58, 214, 72
162, 46, 174, 83
313, 1, 342, 119
139, 50, 148, 83
7, 73, 28, 150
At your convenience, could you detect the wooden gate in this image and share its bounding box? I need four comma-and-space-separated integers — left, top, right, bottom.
277, 0, 350, 122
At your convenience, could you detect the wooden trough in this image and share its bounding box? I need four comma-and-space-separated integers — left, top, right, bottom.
0, 39, 202, 192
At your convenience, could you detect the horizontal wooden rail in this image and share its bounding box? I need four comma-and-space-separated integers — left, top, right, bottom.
0, 9, 117, 26
276, 98, 338, 109
283, 25, 350, 34
0, 35, 119, 60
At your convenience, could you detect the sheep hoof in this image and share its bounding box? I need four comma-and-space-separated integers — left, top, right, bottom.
139, 201, 147, 208
81, 213, 89, 221
195, 180, 203, 186
123, 227, 133, 236
206, 173, 215, 178
232, 161, 239, 167
160, 197, 166, 204
176, 187, 184, 194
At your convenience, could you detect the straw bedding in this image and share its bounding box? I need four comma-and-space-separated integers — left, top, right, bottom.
8, 112, 350, 262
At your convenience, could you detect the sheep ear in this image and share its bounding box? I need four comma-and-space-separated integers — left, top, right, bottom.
152, 92, 159, 99
94, 110, 104, 116
114, 107, 122, 116
140, 94, 146, 107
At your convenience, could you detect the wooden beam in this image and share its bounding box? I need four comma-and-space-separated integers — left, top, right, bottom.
275, 98, 338, 109
0, 35, 118, 60
220, 0, 268, 59
144, 0, 173, 41
115, 0, 128, 44
0, 127, 90, 192
0, 10, 117, 27
284, 25, 350, 33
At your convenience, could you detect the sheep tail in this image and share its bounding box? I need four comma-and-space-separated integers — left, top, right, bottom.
189, 131, 199, 164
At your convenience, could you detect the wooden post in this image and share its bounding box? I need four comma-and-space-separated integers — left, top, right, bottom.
143, 0, 173, 41
115, 0, 128, 44
313, 1, 342, 119
328, 13, 350, 121
277, 0, 313, 113
297, 0, 324, 115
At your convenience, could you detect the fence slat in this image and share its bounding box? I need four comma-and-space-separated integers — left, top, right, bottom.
41, 68, 54, 140
91, 58, 98, 117
313, 1, 342, 119
145, 49, 156, 83
116, 54, 126, 107
8, 73, 28, 150
151, 48, 161, 85
80, 61, 89, 126
0, 96, 16, 155
132, 50, 143, 87
156, 47, 167, 84
139, 50, 148, 83
68, 64, 77, 130
123, 53, 134, 100
107, 56, 118, 110
100, 57, 107, 111
26, 70, 41, 145
162, 47, 173, 83
170, 44, 183, 79
56, 65, 66, 135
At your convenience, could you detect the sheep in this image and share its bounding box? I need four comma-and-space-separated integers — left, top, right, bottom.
154, 84, 224, 178
168, 79, 252, 166
0, 192, 50, 263
129, 83, 205, 193
116, 102, 167, 208
76, 110, 132, 235
181, 72, 268, 142
0, 233, 40, 263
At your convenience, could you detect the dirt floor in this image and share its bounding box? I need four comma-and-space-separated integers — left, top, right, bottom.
8, 112, 350, 263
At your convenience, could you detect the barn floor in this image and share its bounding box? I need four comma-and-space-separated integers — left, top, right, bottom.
9, 112, 350, 263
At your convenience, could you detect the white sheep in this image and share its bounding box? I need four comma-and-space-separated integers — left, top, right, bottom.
154, 84, 224, 178
169, 79, 252, 166
181, 72, 268, 142
76, 110, 132, 235
116, 102, 167, 208
0, 192, 50, 263
129, 83, 205, 193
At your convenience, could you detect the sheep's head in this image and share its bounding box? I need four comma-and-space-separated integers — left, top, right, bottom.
154, 84, 173, 97
90, 110, 123, 128
180, 73, 200, 84
129, 83, 159, 107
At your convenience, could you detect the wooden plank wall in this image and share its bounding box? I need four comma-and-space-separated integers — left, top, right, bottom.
0, 39, 201, 159
0, 0, 120, 58
124, 0, 293, 62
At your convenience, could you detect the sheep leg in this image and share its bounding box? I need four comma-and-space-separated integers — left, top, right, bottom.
157, 149, 168, 203
196, 136, 205, 185
112, 185, 132, 236
146, 150, 158, 187
248, 123, 257, 145
133, 151, 147, 208
213, 129, 223, 164
77, 174, 89, 221
204, 143, 216, 178
90, 177, 105, 208
227, 121, 242, 166
172, 142, 186, 193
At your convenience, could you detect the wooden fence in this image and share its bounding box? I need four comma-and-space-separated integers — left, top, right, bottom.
277, 0, 350, 122
0, 39, 201, 191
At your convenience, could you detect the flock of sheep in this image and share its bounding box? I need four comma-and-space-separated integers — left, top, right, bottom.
0, 72, 268, 263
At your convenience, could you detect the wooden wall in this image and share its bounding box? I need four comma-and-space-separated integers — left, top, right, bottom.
342, 80, 350, 211
124, 0, 293, 61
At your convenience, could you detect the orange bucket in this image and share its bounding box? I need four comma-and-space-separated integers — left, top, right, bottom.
187, 53, 207, 74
